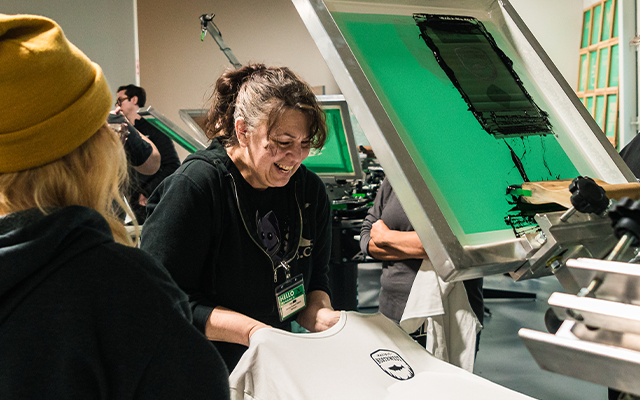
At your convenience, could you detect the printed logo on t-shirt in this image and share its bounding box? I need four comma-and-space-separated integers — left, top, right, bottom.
370, 349, 414, 381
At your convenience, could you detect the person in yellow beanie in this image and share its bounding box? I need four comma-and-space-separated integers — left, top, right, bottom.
0, 14, 230, 399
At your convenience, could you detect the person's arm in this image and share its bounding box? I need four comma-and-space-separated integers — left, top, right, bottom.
137, 318, 231, 400
296, 290, 340, 332
121, 252, 230, 400
135, 119, 181, 192
133, 134, 161, 175
110, 113, 161, 176
141, 166, 218, 333
205, 306, 269, 346
360, 201, 381, 258
360, 178, 389, 258
368, 219, 428, 260
361, 178, 428, 261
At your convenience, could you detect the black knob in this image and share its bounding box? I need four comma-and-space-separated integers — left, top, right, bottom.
608, 197, 640, 245
568, 176, 609, 215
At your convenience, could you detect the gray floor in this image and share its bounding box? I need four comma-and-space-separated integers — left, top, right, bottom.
356, 263, 607, 400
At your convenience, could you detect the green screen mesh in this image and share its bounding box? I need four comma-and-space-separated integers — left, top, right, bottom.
302, 107, 355, 175
331, 12, 579, 240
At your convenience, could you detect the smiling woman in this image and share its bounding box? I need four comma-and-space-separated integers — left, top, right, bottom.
141, 63, 340, 372
229, 108, 312, 189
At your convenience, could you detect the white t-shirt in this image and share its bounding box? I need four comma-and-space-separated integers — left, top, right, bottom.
229, 311, 534, 400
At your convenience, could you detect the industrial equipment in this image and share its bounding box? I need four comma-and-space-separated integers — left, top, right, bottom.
138, 106, 207, 153
292, 0, 640, 394
291, 0, 636, 284
200, 13, 242, 69
520, 196, 640, 397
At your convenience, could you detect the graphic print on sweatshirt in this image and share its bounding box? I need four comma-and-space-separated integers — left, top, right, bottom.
256, 210, 289, 266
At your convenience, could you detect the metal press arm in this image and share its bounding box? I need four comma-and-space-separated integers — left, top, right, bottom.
200, 13, 242, 70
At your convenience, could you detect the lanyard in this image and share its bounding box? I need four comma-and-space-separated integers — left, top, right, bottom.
273, 261, 292, 283
229, 173, 304, 283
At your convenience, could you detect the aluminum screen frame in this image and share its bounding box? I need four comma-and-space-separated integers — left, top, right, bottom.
179, 98, 363, 181
291, 0, 636, 281
306, 94, 364, 182
138, 106, 207, 153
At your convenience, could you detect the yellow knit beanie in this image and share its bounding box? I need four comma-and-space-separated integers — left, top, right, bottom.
0, 14, 112, 173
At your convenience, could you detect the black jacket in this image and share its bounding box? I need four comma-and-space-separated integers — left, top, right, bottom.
0, 206, 229, 399
128, 118, 181, 223
141, 138, 332, 369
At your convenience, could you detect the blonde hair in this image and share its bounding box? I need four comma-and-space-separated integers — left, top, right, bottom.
0, 124, 137, 246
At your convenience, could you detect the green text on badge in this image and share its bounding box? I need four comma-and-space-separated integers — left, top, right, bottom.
277, 284, 306, 320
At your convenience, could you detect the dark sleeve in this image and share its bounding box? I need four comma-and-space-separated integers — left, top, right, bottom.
140, 162, 219, 334
136, 319, 230, 400
123, 128, 153, 167
306, 172, 332, 296
112, 249, 230, 400
107, 113, 152, 167
360, 178, 391, 257
134, 119, 182, 196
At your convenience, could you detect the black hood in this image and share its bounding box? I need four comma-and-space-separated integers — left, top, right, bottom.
0, 206, 113, 326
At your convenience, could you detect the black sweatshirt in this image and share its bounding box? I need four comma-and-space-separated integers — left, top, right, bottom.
0, 206, 229, 399
141, 138, 332, 370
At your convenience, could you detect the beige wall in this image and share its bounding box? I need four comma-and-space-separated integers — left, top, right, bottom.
137, 0, 338, 159
4, 0, 137, 100
511, 0, 584, 88
137, 0, 587, 160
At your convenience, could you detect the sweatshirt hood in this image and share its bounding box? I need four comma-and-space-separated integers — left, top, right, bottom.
184, 138, 231, 171
0, 206, 114, 325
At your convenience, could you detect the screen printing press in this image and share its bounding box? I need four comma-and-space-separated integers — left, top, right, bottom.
138, 6, 640, 391
290, 0, 640, 396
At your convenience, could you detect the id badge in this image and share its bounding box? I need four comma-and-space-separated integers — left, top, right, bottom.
275, 274, 306, 321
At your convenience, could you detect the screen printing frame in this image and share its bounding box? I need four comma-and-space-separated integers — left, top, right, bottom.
307, 94, 364, 182
291, 0, 636, 281
178, 109, 211, 147
138, 106, 207, 154
179, 97, 363, 182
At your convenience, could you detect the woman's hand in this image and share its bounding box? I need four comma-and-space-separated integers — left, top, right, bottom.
367, 220, 428, 261
206, 306, 271, 346
370, 219, 392, 247
296, 290, 339, 332
314, 308, 341, 332
248, 322, 270, 341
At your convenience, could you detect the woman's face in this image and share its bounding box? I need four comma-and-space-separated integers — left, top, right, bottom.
240, 108, 312, 189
